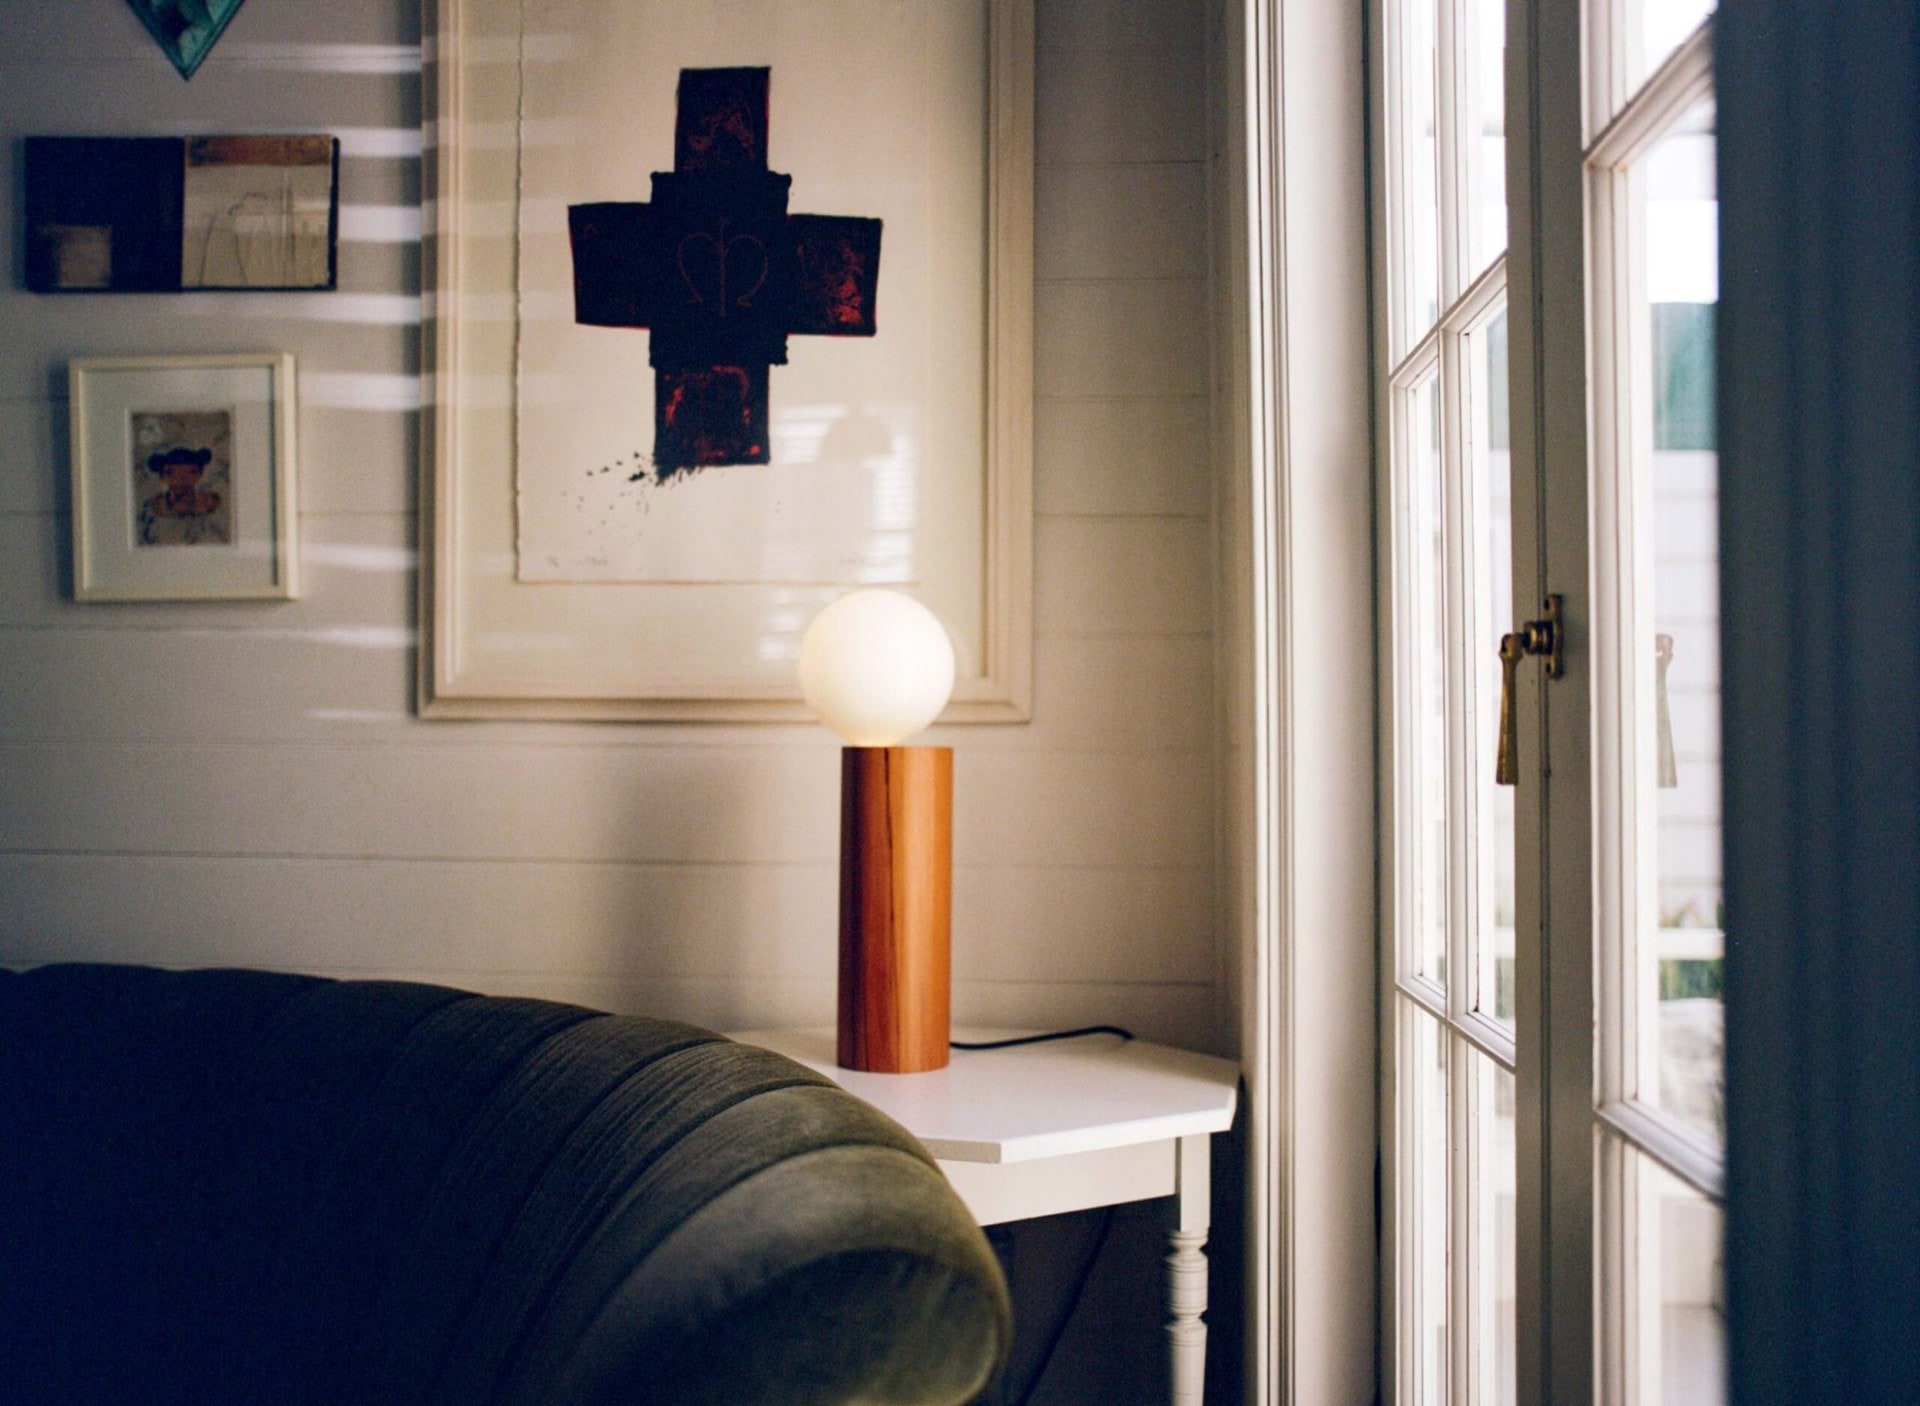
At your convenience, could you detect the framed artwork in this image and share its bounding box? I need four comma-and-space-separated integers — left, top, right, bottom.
25, 136, 340, 293
68, 354, 298, 602
122, 0, 249, 79
422, 0, 1033, 720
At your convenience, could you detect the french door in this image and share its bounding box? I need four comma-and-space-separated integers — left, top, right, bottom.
1378, 0, 1727, 1400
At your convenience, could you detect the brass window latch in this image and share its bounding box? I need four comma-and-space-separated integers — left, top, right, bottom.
1496, 594, 1563, 785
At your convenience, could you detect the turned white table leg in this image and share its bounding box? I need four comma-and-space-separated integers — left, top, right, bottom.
1167, 1132, 1212, 1405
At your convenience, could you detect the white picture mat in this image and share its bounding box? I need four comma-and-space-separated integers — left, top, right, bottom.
70, 357, 295, 601
514, 1, 984, 591
425, 0, 1032, 718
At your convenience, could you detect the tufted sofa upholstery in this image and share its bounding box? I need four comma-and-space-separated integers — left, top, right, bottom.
0, 964, 1009, 1405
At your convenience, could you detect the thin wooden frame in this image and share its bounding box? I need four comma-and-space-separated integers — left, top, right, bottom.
1586, 22, 1723, 1406
420, 0, 1033, 722
1586, 23, 1722, 1192
68, 352, 298, 603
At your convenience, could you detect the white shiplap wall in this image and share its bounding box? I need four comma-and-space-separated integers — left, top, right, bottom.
0, 0, 1223, 1055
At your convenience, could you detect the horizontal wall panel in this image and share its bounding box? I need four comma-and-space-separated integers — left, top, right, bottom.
0, 66, 419, 136
0, 854, 1210, 989
1035, 516, 1214, 636
0, 0, 416, 57
0, 742, 841, 866
0, 395, 61, 517
0, 303, 415, 386
0, 394, 417, 521
957, 750, 1214, 869
1035, 280, 1209, 398
0, 353, 62, 406
1008, 633, 1218, 751
0, 743, 1213, 870
327, 976, 1219, 1055
1037, 163, 1209, 281
1038, 0, 1205, 52
1034, 395, 1211, 517
1037, 46, 1206, 165
955, 864, 1214, 982
0, 629, 415, 744
952, 980, 1221, 1053
0, 629, 1212, 755
0, 854, 835, 980
298, 408, 420, 516
0, 514, 411, 632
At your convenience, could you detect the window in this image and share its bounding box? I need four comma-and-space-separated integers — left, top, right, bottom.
1377, 0, 1725, 1399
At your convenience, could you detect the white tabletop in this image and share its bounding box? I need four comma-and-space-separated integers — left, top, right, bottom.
732, 1027, 1240, 1165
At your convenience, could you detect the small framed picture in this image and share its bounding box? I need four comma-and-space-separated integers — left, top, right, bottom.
26, 136, 340, 293
68, 353, 298, 601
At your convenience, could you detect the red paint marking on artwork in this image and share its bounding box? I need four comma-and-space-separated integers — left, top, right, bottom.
684, 100, 761, 165
827, 241, 869, 327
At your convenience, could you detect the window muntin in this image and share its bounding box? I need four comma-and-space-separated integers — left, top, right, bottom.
1467, 311, 1514, 1035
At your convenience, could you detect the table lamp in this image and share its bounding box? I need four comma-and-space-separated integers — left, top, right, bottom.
799, 589, 956, 1073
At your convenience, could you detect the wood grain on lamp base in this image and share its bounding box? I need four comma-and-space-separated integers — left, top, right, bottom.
837, 746, 953, 1073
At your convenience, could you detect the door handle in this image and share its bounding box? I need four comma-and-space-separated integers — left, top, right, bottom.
1496, 594, 1563, 786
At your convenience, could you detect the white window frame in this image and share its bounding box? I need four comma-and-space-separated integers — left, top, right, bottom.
1221, 1, 1378, 1402
1586, 23, 1724, 1200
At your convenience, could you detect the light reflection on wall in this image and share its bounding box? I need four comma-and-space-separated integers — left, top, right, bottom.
750, 399, 923, 664
215, 43, 422, 76
301, 373, 422, 412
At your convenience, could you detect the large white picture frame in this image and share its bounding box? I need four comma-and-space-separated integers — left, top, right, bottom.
421, 0, 1033, 720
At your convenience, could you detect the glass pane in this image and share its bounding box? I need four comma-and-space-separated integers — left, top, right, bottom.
1631, 0, 1714, 96
1405, 374, 1448, 987
1465, 0, 1507, 275
1470, 1056, 1517, 1405
1407, 1004, 1450, 1402
1629, 1149, 1727, 1404
1470, 311, 1515, 1030
1397, 0, 1441, 353
1641, 103, 1722, 1146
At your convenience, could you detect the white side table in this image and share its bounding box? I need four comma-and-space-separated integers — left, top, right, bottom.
732, 1028, 1240, 1406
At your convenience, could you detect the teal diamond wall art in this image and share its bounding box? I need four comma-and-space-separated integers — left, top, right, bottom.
125, 0, 247, 80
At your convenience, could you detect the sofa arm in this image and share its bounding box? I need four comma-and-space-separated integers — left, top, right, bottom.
0, 965, 1009, 1406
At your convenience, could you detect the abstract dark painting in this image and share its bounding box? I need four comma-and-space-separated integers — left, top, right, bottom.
568, 68, 883, 475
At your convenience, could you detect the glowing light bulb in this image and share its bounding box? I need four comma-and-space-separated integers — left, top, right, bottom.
798, 589, 956, 746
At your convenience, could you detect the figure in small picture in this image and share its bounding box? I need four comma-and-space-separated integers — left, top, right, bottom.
132, 409, 233, 546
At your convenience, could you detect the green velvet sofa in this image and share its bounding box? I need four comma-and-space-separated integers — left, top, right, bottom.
0, 964, 1009, 1404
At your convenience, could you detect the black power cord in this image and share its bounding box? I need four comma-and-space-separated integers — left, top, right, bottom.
949, 1022, 1132, 1402
1013, 1205, 1116, 1406
949, 1025, 1133, 1051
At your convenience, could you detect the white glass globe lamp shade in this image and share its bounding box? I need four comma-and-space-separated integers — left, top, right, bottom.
798, 590, 956, 746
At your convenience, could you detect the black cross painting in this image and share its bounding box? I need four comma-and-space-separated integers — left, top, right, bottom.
568, 67, 884, 476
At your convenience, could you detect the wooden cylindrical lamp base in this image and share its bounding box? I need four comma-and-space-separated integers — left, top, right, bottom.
837, 746, 953, 1072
